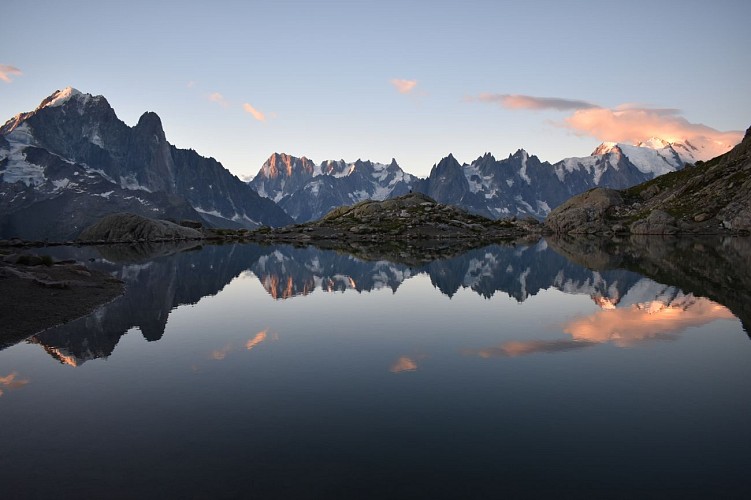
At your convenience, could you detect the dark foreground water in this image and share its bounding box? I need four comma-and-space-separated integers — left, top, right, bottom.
1, 238, 750, 498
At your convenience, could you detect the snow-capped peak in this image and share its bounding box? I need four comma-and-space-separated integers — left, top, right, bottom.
591, 142, 619, 156
632, 136, 732, 164
44, 87, 83, 108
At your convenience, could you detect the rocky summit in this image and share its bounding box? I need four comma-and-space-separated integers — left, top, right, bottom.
545, 126, 751, 235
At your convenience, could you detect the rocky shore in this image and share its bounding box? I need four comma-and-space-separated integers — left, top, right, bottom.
0, 250, 124, 348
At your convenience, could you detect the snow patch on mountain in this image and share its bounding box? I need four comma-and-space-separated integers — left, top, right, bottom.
45, 87, 83, 108
518, 150, 531, 184
616, 144, 681, 176
119, 174, 152, 192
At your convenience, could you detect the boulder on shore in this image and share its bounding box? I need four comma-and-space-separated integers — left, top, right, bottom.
78, 213, 204, 243
545, 188, 622, 234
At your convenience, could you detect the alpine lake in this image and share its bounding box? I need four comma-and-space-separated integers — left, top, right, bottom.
1, 236, 750, 498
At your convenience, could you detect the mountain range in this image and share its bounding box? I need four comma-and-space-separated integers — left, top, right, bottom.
249, 139, 701, 222
1, 87, 733, 239
0, 87, 292, 240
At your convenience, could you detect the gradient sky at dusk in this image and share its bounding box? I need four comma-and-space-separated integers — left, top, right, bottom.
2, 0, 750, 178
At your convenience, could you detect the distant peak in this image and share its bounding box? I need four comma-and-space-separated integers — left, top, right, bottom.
261, 152, 316, 178
136, 111, 163, 128
591, 142, 620, 156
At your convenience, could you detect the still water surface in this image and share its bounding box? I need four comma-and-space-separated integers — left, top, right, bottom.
1, 239, 750, 497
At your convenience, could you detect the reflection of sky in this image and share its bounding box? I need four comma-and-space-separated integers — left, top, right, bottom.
466, 296, 735, 358
1, 253, 750, 496
0, 372, 30, 397
390, 356, 418, 373
564, 297, 734, 347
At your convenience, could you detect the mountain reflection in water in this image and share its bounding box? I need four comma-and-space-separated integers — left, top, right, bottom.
23, 236, 748, 368
3, 237, 751, 498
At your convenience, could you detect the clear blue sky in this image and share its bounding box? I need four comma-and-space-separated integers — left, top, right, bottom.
2, 0, 749, 178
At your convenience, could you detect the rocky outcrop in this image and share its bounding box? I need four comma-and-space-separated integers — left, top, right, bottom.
545, 188, 623, 234
78, 213, 204, 243
630, 210, 678, 235
545, 125, 751, 235
252, 193, 543, 247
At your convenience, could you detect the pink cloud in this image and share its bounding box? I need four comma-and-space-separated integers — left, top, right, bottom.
471, 91, 743, 160
208, 92, 228, 108
390, 79, 417, 94
564, 106, 742, 159
0, 65, 22, 83
243, 102, 266, 122
475, 93, 597, 111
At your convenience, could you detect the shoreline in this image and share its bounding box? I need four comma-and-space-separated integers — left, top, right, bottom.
0, 253, 124, 350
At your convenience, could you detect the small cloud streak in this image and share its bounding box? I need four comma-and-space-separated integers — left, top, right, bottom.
186, 80, 196, 88
474, 93, 597, 111
208, 92, 229, 108
391, 79, 418, 94
390, 356, 418, 373
243, 102, 266, 122
0, 65, 22, 83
